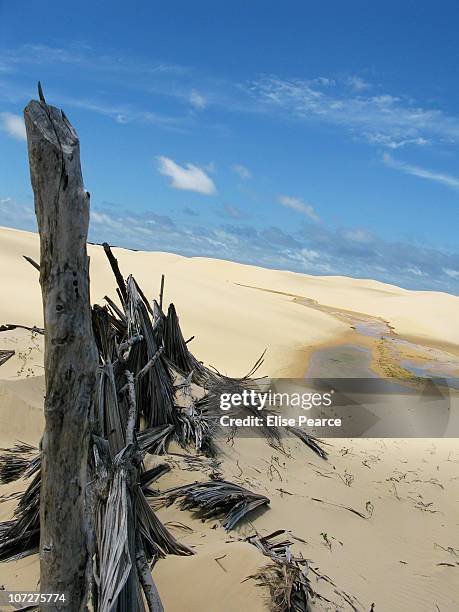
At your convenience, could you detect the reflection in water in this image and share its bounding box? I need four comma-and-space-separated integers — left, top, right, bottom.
307, 344, 377, 379
304, 312, 459, 436
353, 318, 459, 389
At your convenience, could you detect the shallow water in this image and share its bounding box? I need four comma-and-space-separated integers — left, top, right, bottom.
299, 296, 459, 391
352, 318, 389, 337
307, 343, 377, 379
305, 342, 458, 437
349, 318, 459, 387
400, 359, 459, 390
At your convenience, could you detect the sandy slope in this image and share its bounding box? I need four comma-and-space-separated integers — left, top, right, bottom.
2, 225, 459, 376
1, 226, 459, 611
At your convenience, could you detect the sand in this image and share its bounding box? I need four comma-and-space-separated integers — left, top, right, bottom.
0, 225, 458, 611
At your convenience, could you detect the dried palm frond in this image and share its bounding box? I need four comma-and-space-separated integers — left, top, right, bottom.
286, 426, 329, 460
0, 443, 41, 562
0, 442, 39, 484
0, 471, 40, 561
173, 407, 219, 457
196, 380, 282, 448
0, 324, 44, 335
138, 424, 175, 455
251, 561, 311, 612
246, 530, 312, 611
247, 530, 362, 612
97, 465, 133, 612
135, 487, 193, 559
162, 304, 213, 386
159, 480, 270, 531
0, 350, 15, 367
140, 463, 171, 491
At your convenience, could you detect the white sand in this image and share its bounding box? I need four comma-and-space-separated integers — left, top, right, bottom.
1, 226, 458, 611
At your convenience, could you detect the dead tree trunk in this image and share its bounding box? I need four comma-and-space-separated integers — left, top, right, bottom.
24, 94, 98, 610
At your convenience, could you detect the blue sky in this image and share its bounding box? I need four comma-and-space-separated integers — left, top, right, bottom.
1, 1, 459, 293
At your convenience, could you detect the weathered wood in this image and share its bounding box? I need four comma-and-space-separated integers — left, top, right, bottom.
124, 370, 137, 447
136, 543, 164, 612
159, 274, 165, 311
133, 277, 155, 316
24, 95, 98, 611
23, 254, 40, 271
102, 242, 127, 302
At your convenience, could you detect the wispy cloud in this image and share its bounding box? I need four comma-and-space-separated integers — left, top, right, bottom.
278, 195, 319, 222
0, 43, 187, 76
248, 76, 459, 149
405, 265, 426, 277
51, 94, 188, 131
3, 43, 459, 155
444, 268, 459, 279
382, 153, 459, 191
0, 112, 26, 141
189, 90, 207, 109
84, 204, 459, 293
222, 203, 244, 219
346, 75, 371, 91
0, 44, 193, 131
367, 134, 428, 149
157, 156, 217, 195
232, 164, 252, 180
183, 206, 199, 217
342, 228, 372, 243
0, 197, 36, 230
1, 196, 458, 293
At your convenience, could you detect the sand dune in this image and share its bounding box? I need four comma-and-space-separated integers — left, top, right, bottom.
1, 225, 459, 611
2, 225, 459, 377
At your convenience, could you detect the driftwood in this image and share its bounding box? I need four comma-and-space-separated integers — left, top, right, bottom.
24, 92, 99, 610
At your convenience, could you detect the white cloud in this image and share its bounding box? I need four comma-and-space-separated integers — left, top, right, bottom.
53, 95, 185, 132
444, 268, 459, 279
189, 90, 207, 110
300, 248, 320, 260
91, 210, 125, 230
406, 266, 426, 277
278, 195, 319, 222
367, 134, 428, 149
249, 76, 459, 149
157, 156, 217, 195
382, 153, 459, 191
343, 228, 372, 243
0, 197, 36, 229
115, 114, 129, 124
282, 247, 331, 272
0, 112, 26, 141
346, 76, 370, 91
232, 164, 251, 180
